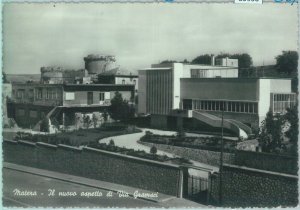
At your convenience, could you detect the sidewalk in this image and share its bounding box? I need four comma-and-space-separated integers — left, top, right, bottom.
3, 162, 206, 208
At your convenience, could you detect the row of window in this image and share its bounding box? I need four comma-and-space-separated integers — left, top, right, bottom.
191, 69, 208, 78
122, 79, 136, 85
272, 93, 296, 102
183, 99, 258, 114
273, 101, 296, 113
37, 88, 60, 100
272, 93, 297, 113
14, 88, 60, 100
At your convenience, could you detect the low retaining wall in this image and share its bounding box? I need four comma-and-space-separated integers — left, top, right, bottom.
210, 164, 298, 207
139, 141, 235, 166
3, 140, 182, 197
234, 150, 298, 175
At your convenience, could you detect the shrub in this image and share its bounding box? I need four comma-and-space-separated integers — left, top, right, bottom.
109, 139, 115, 147
150, 145, 157, 155
145, 131, 153, 136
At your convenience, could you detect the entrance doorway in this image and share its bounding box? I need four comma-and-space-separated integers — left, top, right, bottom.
87, 92, 93, 105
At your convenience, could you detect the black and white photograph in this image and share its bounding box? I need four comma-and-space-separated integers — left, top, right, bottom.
2, 1, 299, 208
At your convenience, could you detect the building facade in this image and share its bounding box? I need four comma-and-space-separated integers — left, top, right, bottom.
138, 62, 296, 137
138, 62, 238, 115
10, 83, 134, 129
180, 78, 296, 127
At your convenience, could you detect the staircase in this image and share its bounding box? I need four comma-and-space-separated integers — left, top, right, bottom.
33, 106, 63, 132
192, 110, 251, 139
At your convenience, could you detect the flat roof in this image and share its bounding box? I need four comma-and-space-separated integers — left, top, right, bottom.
63, 84, 134, 92
180, 77, 293, 81
99, 74, 138, 78
139, 67, 172, 71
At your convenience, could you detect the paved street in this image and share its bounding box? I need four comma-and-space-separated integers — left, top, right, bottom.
3, 168, 162, 208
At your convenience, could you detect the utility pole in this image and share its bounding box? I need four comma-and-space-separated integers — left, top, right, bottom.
219, 101, 225, 206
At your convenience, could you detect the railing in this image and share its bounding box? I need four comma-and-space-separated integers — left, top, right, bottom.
192, 110, 241, 137
227, 119, 252, 134
187, 175, 209, 204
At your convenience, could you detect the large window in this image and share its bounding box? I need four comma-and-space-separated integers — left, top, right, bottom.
99, 92, 105, 101
272, 93, 297, 114
65, 92, 75, 100
36, 88, 43, 99
191, 69, 208, 78
46, 88, 50, 99
51, 89, 56, 99
183, 99, 258, 114
17, 89, 25, 99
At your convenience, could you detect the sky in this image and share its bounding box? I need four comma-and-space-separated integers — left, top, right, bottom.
3, 3, 298, 74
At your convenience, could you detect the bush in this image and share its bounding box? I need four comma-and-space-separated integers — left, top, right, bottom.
150, 145, 157, 155
140, 134, 237, 152
145, 131, 153, 136
109, 139, 115, 146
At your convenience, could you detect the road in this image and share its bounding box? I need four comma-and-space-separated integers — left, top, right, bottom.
2, 168, 162, 208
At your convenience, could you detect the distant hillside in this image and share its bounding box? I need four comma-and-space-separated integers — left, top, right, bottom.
6, 74, 40, 83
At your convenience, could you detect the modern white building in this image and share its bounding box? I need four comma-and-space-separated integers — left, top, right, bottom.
138, 58, 239, 116
138, 59, 296, 138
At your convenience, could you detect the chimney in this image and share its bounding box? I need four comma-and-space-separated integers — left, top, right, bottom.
211, 54, 215, 66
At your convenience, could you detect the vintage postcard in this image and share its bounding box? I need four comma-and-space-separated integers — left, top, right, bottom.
1, 1, 299, 208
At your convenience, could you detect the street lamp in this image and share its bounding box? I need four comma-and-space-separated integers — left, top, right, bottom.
219, 100, 225, 206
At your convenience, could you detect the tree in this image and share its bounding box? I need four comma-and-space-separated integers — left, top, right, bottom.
191, 54, 212, 65
275, 51, 298, 76
284, 105, 298, 143
92, 113, 98, 128
83, 114, 92, 129
150, 145, 157, 156
102, 110, 108, 122
109, 139, 115, 147
160, 59, 189, 64
110, 92, 134, 121
182, 59, 189, 64
160, 60, 177, 64
258, 110, 284, 153
40, 114, 50, 132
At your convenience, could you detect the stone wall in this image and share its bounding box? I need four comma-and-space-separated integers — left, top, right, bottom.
210, 164, 298, 207
139, 141, 235, 166
3, 140, 182, 197
234, 150, 298, 175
